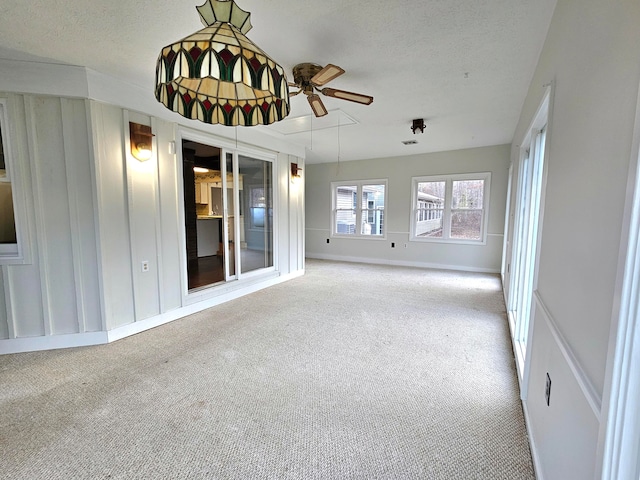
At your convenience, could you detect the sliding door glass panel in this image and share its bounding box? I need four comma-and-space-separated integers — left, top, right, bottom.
508, 126, 546, 368
183, 141, 222, 289
183, 140, 225, 290
224, 152, 236, 279
239, 155, 273, 274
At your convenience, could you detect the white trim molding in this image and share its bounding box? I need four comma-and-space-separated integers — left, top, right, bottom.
534, 290, 602, 419
0, 269, 304, 355
599, 76, 640, 480
306, 252, 500, 274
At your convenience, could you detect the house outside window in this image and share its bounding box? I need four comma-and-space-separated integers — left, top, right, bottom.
332, 180, 386, 238
410, 172, 490, 244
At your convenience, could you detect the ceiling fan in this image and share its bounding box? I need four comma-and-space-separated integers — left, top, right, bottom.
288, 63, 374, 117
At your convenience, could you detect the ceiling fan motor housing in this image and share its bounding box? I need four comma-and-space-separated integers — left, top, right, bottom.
292, 63, 324, 88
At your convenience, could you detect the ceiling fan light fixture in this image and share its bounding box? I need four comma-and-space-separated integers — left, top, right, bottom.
291, 62, 374, 117
154, 0, 290, 127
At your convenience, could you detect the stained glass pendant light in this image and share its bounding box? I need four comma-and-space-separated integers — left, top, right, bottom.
155, 0, 290, 126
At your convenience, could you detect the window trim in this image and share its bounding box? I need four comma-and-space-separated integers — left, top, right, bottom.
331, 179, 388, 240
409, 172, 491, 245
0, 98, 30, 264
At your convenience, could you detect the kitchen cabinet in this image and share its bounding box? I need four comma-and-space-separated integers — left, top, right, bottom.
195, 182, 209, 204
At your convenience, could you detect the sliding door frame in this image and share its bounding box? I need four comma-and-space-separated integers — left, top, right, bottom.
175, 127, 278, 303
505, 85, 552, 398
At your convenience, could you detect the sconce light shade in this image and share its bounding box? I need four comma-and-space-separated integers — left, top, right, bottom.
154, 0, 290, 127
291, 162, 302, 184
130, 122, 154, 161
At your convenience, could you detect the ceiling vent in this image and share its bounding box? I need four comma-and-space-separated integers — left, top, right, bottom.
402, 140, 418, 145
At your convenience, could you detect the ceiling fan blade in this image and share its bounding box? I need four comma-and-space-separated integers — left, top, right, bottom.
321, 88, 373, 105
310, 64, 345, 86
307, 94, 328, 117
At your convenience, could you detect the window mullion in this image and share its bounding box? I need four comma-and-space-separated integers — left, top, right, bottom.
356, 185, 363, 236
443, 179, 453, 239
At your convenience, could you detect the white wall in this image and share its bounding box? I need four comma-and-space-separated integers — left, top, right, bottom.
0, 95, 103, 344
503, 0, 640, 478
0, 62, 306, 354
305, 145, 510, 273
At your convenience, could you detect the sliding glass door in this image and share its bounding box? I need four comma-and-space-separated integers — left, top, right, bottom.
508, 126, 546, 371
239, 155, 273, 274
182, 140, 274, 291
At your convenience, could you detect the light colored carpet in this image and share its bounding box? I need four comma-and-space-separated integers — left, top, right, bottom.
0, 260, 535, 479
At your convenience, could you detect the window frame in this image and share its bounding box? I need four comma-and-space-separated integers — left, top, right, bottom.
331, 179, 388, 240
410, 172, 491, 245
0, 98, 29, 264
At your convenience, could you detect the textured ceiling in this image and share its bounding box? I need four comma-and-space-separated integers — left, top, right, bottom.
0, 0, 556, 163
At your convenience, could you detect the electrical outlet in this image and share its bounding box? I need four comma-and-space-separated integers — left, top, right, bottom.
404, 243, 408, 248
326, 238, 330, 244
141, 261, 149, 273
545, 373, 551, 406
391, 242, 395, 248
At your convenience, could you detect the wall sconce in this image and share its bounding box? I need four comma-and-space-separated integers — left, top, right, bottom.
291, 163, 302, 184
130, 122, 154, 161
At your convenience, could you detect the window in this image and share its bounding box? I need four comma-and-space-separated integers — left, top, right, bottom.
332, 180, 386, 238
0, 99, 20, 259
410, 173, 490, 244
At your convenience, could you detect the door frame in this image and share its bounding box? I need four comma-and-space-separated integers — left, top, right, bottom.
598, 77, 640, 480
175, 127, 278, 303
505, 85, 551, 397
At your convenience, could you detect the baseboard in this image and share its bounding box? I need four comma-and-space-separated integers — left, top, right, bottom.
1, 269, 305, 354
522, 400, 545, 480
0, 331, 109, 354
306, 253, 500, 274
107, 269, 305, 342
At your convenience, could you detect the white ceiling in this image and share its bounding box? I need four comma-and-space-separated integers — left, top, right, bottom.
0, 0, 556, 164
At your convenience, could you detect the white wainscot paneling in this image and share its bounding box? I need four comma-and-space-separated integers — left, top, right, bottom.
523, 293, 601, 480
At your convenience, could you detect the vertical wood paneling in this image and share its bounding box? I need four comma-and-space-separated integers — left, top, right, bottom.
60, 98, 86, 333
61, 98, 101, 332
0, 267, 9, 339
286, 154, 305, 275
22, 96, 52, 335
298, 159, 305, 272
286, 155, 295, 274
0, 91, 306, 350
124, 110, 160, 322
90, 102, 135, 330
3, 95, 45, 338
30, 98, 79, 335
156, 122, 182, 312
